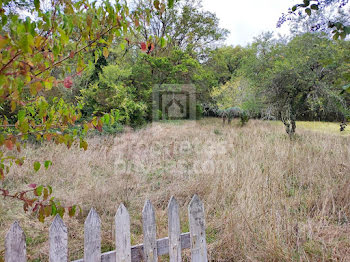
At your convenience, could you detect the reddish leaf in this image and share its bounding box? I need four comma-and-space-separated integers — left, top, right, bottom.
68, 205, 76, 217
28, 184, 37, 188
140, 42, 147, 52
64, 76, 73, 89
23, 202, 29, 212
69, 51, 75, 58
26, 199, 35, 206
49, 52, 54, 62
0, 168, 4, 180
4, 140, 13, 150
19, 191, 26, 199
32, 203, 39, 212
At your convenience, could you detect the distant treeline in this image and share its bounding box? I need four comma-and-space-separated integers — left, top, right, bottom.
3, 0, 347, 130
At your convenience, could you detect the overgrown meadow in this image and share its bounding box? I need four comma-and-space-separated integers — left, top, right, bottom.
1, 0, 350, 261
1, 119, 350, 261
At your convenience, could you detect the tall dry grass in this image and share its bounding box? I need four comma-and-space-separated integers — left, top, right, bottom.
1, 118, 350, 261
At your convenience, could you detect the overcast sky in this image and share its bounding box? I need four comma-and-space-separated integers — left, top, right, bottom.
201, 0, 300, 46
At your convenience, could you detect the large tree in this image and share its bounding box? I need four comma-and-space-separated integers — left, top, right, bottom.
264, 33, 348, 135
279, 0, 350, 94
130, 0, 228, 58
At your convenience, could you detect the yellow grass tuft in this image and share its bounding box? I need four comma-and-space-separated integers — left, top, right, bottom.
1, 119, 350, 261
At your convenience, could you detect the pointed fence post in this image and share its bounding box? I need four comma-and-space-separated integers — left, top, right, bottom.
142, 200, 157, 262
84, 208, 101, 262
188, 195, 208, 262
5, 221, 26, 262
49, 215, 68, 262
168, 196, 181, 262
115, 204, 131, 262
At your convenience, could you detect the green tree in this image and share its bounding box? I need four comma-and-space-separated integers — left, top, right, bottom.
280, 0, 350, 93
0, 0, 172, 220
205, 46, 247, 86
130, 0, 228, 58
212, 32, 349, 133
263, 33, 349, 135
79, 64, 147, 127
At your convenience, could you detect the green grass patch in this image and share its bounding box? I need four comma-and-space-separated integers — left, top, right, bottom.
270, 121, 350, 136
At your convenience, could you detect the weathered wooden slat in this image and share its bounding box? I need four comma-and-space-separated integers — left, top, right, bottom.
130, 233, 190, 261
168, 196, 181, 262
115, 204, 131, 262
4, 197, 206, 262
5, 221, 26, 262
188, 195, 208, 262
71, 233, 190, 262
50, 215, 68, 262
84, 208, 101, 262
142, 200, 157, 262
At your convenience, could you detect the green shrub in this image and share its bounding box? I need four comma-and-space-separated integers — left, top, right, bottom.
78, 65, 147, 127
196, 104, 203, 119
240, 111, 250, 126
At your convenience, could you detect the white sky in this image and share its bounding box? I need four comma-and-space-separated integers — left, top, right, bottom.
201, 0, 300, 46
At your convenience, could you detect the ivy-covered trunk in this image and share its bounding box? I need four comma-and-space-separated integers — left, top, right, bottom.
280, 102, 297, 137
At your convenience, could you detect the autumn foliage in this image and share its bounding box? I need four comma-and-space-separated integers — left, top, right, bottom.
0, 0, 173, 220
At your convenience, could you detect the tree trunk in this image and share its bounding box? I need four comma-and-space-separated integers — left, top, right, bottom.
280, 105, 296, 138
290, 103, 296, 136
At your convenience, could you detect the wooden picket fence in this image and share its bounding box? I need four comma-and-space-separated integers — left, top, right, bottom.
4, 195, 208, 262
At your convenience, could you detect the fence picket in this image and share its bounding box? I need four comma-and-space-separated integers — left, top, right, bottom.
115, 204, 131, 262
188, 195, 208, 262
142, 200, 157, 262
50, 215, 68, 262
3, 196, 208, 262
168, 196, 181, 262
84, 208, 101, 262
5, 221, 26, 262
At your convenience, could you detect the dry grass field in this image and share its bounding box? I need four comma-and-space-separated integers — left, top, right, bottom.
1, 118, 350, 261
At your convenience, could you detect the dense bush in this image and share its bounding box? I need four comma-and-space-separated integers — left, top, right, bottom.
240, 111, 250, 126
78, 65, 147, 127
